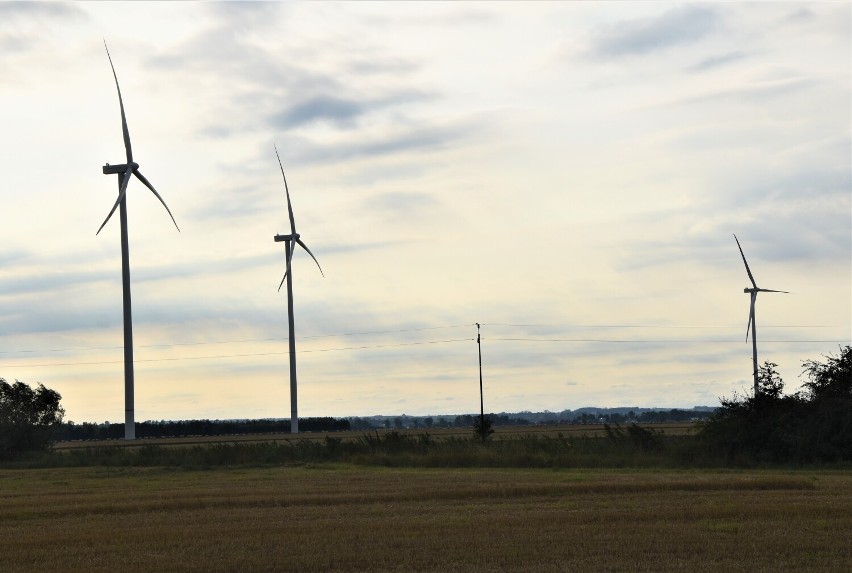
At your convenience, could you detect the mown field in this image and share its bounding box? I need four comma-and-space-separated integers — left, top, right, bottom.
1, 464, 850, 572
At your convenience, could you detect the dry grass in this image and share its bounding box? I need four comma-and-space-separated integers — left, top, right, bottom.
0, 466, 849, 572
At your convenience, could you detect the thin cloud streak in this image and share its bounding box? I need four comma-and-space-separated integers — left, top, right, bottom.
588, 5, 721, 58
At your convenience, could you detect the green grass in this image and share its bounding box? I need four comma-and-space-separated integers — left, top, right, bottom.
0, 465, 849, 572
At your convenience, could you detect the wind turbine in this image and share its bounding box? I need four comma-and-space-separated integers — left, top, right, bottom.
98, 42, 180, 440
733, 234, 787, 396
273, 145, 323, 434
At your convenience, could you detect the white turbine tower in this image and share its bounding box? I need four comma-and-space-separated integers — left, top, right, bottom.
734, 234, 787, 396
273, 145, 323, 434
98, 42, 179, 440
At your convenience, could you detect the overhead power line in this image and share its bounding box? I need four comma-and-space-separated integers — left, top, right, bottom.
486, 338, 848, 344
0, 324, 476, 355
482, 323, 841, 329
0, 338, 475, 369
1, 322, 846, 359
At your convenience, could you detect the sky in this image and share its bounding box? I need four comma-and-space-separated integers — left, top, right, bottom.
0, 2, 849, 423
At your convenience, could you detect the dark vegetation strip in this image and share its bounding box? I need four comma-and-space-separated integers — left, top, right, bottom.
5, 425, 849, 470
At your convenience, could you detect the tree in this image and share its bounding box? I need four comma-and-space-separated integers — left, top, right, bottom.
797, 346, 852, 462
0, 379, 65, 460
801, 345, 852, 400
757, 362, 784, 398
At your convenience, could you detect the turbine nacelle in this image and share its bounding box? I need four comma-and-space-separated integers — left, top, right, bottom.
274, 233, 300, 243
103, 162, 139, 175
744, 287, 787, 295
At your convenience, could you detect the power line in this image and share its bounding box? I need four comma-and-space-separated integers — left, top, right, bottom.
0, 324, 475, 355
482, 323, 841, 329
1, 322, 846, 356
486, 338, 849, 344
3, 335, 847, 370
0, 338, 475, 369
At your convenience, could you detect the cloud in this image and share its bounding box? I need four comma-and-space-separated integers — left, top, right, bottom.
320, 239, 413, 256
273, 95, 365, 128
271, 90, 435, 130
0, 249, 30, 266
348, 57, 421, 76
277, 123, 464, 166
688, 51, 747, 73
0, 2, 86, 58
0, 267, 113, 298
187, 184, 271, 223
0, 2, 83, 19
783, 7, 816, 24
589, 5, 721, 58
365, 192, 440, 218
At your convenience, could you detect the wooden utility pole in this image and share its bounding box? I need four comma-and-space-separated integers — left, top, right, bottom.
477, 323, 484, 425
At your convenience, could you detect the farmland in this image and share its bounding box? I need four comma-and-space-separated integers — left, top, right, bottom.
1, 463, 850, 572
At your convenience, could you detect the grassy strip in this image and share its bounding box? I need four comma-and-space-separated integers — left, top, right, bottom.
4, 427, 845, 470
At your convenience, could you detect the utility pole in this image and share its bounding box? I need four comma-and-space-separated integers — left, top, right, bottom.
477, 323, 484, 426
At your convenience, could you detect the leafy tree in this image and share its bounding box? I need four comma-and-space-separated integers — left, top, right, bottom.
796, 346, 852, 461
0, 378, 65, 460
756, 361, 784, 401
801, 345, 852, 400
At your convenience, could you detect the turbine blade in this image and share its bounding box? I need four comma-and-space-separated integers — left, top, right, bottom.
286, 240, 296, 272
274, 144, 297, 235
134, 169, 180, 232
295, 237, 324, 277
733, 234, 757, 289
746, 292, 756, 341
104, 40, 133, 164
96, 165, 133, 235
278, 241, 295, 291
758, 288, 789, 294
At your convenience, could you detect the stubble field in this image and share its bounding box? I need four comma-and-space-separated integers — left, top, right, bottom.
1, 464, 850, 572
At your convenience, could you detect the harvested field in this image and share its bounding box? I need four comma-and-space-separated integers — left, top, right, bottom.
1, 465, 849, 572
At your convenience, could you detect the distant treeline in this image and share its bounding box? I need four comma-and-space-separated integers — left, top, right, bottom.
53, 417, 350, 441
53, 409, 714, 441
347, 409, 713, 430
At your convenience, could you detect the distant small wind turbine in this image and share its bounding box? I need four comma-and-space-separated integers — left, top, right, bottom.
98, 42, 180, 440
734, 234, 787, 396
273, 145, 323, 434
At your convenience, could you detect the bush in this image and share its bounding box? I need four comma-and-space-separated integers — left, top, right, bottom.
699, 348, 852, 464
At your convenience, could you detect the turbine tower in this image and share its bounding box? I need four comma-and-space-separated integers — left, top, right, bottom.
273, 145, 323, 434
98, 42, 180, 440
733, 234, 787, 396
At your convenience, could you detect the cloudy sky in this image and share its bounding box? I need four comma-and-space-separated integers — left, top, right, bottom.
1, 2, 849, 423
